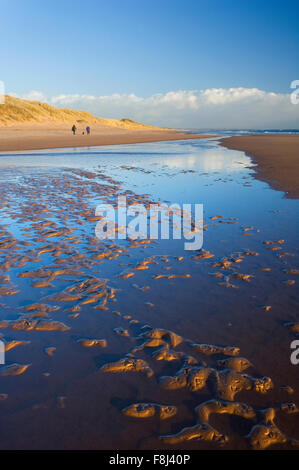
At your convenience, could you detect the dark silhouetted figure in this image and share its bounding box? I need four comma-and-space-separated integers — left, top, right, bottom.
86, 126, 91, 135
72, 124, 77, 135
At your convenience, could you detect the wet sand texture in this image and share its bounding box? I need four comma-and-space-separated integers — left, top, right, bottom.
220, 135, 299, 199
0, 157, 298, 450
100, 323, 298, 449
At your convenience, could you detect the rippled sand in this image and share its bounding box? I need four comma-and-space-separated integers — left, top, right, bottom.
0, 142, 298, 450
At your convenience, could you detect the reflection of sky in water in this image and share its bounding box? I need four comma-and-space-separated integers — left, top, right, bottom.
0, 138, 298, 250
0, 137, 298, 449
0, 137, 298, 355
0, 139, 250, 171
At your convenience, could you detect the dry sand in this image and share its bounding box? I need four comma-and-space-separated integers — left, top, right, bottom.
220, 134, 299, 199
0, 125, 215, 152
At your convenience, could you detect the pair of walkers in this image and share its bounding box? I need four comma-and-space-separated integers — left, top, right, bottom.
72, 125, 90, 135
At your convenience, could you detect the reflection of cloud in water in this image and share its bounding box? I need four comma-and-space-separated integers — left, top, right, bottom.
162, 148, 251, 172
0, 140, 252, 174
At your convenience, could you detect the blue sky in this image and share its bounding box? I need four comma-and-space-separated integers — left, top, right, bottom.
1, 0, 299, 127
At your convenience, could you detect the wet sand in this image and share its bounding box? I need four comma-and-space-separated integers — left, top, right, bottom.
0, 126, 215, 152
220, 135, 299, 199
0, 141, 298, 450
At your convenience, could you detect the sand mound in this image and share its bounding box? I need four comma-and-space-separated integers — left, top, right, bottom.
0, 95, 163, 130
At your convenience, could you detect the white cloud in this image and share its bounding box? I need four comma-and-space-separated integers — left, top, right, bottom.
12, 90, 48, 102
9, 87, 299, 129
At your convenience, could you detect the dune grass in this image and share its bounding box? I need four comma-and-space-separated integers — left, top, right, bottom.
0, 95, 161, 130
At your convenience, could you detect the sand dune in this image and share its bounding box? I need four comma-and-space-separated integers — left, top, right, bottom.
0, 95, 162, 130
0, 95, 215, 152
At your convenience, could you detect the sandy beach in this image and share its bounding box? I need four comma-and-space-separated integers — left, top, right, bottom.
0, 137, 298, 450
2, 0, 298, 455
0, 96, 298, 452
0, 125, 215, 152
0, 96, 215, 152
220, 134, 299, 199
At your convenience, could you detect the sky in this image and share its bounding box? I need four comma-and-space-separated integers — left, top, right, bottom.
1, 0, 299, 128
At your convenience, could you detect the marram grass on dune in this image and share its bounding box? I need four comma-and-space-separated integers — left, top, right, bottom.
0, 95, 163, 130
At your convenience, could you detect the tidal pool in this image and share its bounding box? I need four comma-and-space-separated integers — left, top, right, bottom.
0, 138, 298, 450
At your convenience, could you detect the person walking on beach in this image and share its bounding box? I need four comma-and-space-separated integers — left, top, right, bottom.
72, 124, 77, 135
86, 126, 91, 135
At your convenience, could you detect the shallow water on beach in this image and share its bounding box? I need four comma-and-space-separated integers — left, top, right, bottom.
0, 138, 298, 450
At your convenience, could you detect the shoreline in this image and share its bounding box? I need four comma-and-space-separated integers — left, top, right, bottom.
0, 130, 298, 450
0, 127, 216, 153
220, 134, 299, 199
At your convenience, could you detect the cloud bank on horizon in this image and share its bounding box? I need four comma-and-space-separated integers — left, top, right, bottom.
10, 87, 299, 129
